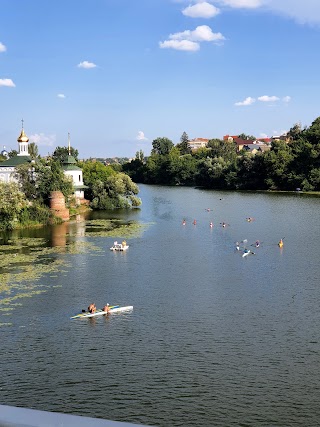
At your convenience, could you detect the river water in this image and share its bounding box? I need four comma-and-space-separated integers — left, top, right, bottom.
1, 185, 320, 426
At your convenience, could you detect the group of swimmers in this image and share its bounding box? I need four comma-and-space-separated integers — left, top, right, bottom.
182, 219, 229, 228
88, 303, 111, 314
182, 213, 284, 250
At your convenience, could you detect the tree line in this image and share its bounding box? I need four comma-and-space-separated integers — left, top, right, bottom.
123, 118, 320, 192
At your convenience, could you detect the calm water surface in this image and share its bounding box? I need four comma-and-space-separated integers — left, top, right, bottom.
1, 185, 320, 426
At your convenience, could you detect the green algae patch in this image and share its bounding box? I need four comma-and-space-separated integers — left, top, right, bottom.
84, 219, 152, 238
0, 237, 101, 312
0, 220, 152, 313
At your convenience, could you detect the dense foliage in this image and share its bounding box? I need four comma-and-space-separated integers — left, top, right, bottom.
123, 118, 320, 192
0, 182, 27, 230
52, 146, 79, 163
15, 160, 74, 204
79, 160, 141, 209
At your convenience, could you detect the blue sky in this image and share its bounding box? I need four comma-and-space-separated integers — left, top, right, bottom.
1, 0, 320, 159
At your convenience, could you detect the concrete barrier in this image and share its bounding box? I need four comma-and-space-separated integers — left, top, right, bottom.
0, 405, 152, 427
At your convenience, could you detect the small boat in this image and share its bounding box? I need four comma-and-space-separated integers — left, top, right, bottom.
70, 305, 133, 319
110, 241, 129, 251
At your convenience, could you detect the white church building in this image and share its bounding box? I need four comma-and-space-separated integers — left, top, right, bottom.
0, 124, 33, 183
61, 133, 87, 202
0, 124, 87, 203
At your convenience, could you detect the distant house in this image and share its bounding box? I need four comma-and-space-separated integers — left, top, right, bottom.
243, 143, 271, 154
223, 135, 272, 153
256, 137, 271, 144
188, 138, 209, 151
233, 138, 255, 152
223, 135, 239, 142
271, 133, 290, 143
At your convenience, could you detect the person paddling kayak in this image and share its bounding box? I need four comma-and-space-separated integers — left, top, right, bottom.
102, 303, 110, 313
88, 303, 96, 314
278, 238, 284, 248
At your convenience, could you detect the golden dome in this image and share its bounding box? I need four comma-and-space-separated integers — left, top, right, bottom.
17, 129, 29, 143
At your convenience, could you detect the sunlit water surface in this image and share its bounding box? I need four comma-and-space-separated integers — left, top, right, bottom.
1, 185, 320, 426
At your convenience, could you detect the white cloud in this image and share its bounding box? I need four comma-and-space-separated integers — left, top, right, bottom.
0, 78, 15, 87
258, 95, 279, 102
57, 93, 66, 98
172, 25, 225, 42
182, 2, 220, 18
235, 96, 255, 106
283, 95, 291, 103
136, 131, 148, 141
0, 42, 6, 52
160, 39, 200, 51
264, 0, 320, 25
160, 25, 225, 51
215, 0, 320, 25
259, 132, 269, 138
216, 0, 262, 8
77, 60, 97, 69
29, 133, 56, 147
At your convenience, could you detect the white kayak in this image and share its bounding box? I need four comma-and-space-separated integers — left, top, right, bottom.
70, 306, 133, 319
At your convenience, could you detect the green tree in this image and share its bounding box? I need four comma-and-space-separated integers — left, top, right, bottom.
78, 160, 116, 200
91, 173, 141, 209
305, 116, 320, 145
176, 131, 191, 155
196, 157, 230, 189
52, 146, 79, 163
122, 156, 147, 183
151, 137, 174, 156
14, 162, 38, 200
207, 138, 237, 162
0, 182, 28, 230
238, 133, 256, 141
8, 149, 18, 158
15, 160, 74, 204
171, 152, 197, 185
262, 141, 294, 190
29, 142, 39, 159
236, 152, 267, 190
288, 123, 303, 142
135, 150, 145, 162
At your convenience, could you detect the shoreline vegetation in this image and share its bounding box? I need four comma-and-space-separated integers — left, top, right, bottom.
0, 146, 141, 232
123, 117, 320, 193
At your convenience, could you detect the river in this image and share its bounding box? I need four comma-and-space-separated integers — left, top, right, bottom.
1, 184, 320, 426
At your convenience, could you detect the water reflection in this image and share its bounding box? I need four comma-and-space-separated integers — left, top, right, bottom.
50, 218, 86, 248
